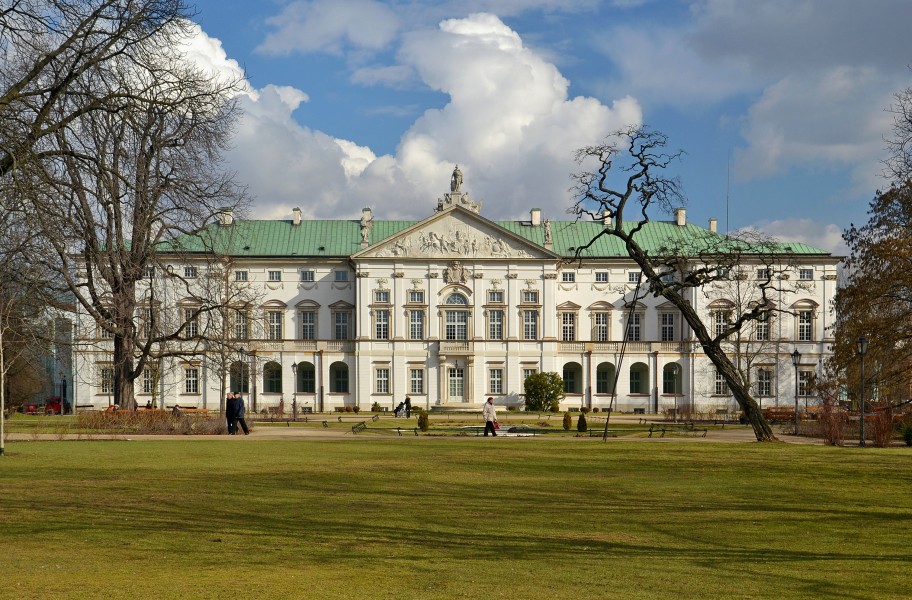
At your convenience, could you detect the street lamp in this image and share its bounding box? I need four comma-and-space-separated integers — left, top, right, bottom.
237, 346, 257, 412
791, 348, 802, 436
857, 335, 868, 447
291, 362, 298, 421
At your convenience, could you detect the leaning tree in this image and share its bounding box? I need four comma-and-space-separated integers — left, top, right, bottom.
571, 126, 811, 442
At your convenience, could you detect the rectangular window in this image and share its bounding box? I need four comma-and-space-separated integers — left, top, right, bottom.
756, 268, 770, 280
267, 310, 283, 340
798, 311, 813, 341
522, 290, 538, 303
334, 312, 349, 340
630, 369, 642, 394
596, 368, 610, 394
757, 369, 772, 397
755, 313, 770, 341
799, 370, 813, 396
300, 311, 316, 340
235, 270, 248, 282
184, 266, 197, 279
375, 309, 389, 339
100, 325, 113, 339
375, 290, 390, 303
799, 268, 814, 280
522, 368, 537, 393
717, 268, 731, 279
409, 310, 424, 340
142, 367, 157, 395
409, 369, 424, 394
300, 270, 315, 282
594, 312, 610, 342
445, 311, 468, 341
662, 369, 677, 395
375, 368, 390, 394
183, 308, 198, 339
489, 368, 503, 395
409, 290, 424, 303
488, 290, 504, 303
628, 271, 640, 283
268, 270, 282, 282
561, 313, 576, 341
595, 272, 608, 283
234, 310, 248, 340
144, 266, 155, 278
99, 367, 113, 394
489, 309, 503, 340
660, 313, 676, 342
184, 368, 199, 394
523, 310, 538, 340
626, 313, 641, 342
714, 310, 732, 337
299, 367, 315, 394
562, 272, 575, 283
334, 270, 349, 282
714, 369, 728, 395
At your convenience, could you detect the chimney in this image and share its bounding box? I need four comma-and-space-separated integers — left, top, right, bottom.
292, 207, 302, 226
218, 207, 234, 226
602, 210, 612, 227
708, 217, 717, 233
530, 208, 541, 226
674, 207, 686, 227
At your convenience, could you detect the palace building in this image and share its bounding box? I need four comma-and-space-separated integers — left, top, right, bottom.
72, 170, 839, 414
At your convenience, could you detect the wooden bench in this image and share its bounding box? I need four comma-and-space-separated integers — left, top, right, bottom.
648, 423, 707, 438
351, 420, 418, 436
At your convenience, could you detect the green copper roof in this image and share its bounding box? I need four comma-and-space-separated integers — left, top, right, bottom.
168, 217, 830, 258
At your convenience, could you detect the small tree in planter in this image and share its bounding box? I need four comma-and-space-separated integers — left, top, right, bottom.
577, 412, 588, 433
524, 372, 565, 412
562, 412, 572, 430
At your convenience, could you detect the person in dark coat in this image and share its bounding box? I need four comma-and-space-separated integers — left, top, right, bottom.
225, 393, 236, 434
394, 401, 405, 417
233, 392, 250, 435
404, 396, 412, 418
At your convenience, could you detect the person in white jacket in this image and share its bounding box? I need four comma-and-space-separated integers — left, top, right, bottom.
482, 397, 498, 437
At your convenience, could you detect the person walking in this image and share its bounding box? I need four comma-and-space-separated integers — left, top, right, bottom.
233, 392, 250, 435
482, 397, 498, 437
225, 393, 236, 434
404, 396, 412, 419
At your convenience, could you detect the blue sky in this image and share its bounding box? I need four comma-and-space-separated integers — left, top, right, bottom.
186, 0, 912, 254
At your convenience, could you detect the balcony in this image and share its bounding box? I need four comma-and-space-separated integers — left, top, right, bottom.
440, 340, 473, 354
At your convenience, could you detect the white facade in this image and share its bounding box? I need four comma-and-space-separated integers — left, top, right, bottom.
72, 187, 838, 415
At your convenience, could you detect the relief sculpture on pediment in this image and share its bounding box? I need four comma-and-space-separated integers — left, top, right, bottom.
375, 225, 533, 259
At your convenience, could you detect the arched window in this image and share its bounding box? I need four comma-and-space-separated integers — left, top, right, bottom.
330, 362, 349, 393
629, 362, 649, 394
263, 361, 282, 393
563, 362, 583, 394
229, 361, 249, 393
296, 361, 315, 393
596, 362, 616, 394
446, 293, 468, 305
662, 363, 683, 395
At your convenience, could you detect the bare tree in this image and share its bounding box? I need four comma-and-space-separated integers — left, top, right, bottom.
571, 126, 811, 442
4, 9, 246, 410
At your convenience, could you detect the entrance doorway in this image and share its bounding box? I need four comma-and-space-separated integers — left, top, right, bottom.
448, 367, 464, 402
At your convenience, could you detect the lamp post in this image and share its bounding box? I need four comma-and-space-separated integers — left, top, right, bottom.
857, 335, 868, 447
791, 348, 801, 436
237, 346, 256, 412
291, 362, 298, 421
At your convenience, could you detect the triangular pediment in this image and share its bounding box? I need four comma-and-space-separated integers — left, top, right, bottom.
354, 206, 558, 260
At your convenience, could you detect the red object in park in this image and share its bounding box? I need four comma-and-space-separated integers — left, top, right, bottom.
22, 396, 63, 415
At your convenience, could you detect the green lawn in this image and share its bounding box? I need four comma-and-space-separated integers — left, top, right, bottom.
1, 439, 909, 599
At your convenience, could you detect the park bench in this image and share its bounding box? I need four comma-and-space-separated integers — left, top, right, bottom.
351, 420, 418, 436
648, 423, 707, 438
762, 408, 796, 423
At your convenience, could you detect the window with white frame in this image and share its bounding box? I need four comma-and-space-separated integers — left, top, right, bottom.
334, 270, 349, 282
99, 367, 113, 394
799, 370, 813, 396
235, 270, 248, 282
713, 309, 732, 337
755, 311, 770, 341
756, 268, 770, 280
141, 367, 156, 394
562, 272, 575, 283
99, 324, 113, 339
333, 311, 350, 340
445, 310, 468, 340
522, 368, 537, 393
409, 368, 424, 394
593, 312, 610, 342
595, 272, 608, 283
234, 310, 249, 340
267, 310, 283, 340
629, 368, 643, 394
488, 290, 504, 303
409, 310, 424, 340
523, 310, 538, 340
522, 290, 538, 303
561, 312, 576, 341
628, 271, 640, 283
144, 266, 155, 278
626, 312, 642, 342
375, 290, 390, 303
798, 310, 813, 341
183, 307, 199, 339
300, 310, 316, 340
375, 368, 390, 394
300, 270, 315, 282
184, 367, 199, 394
488, 309, 503, 340
660, 312, 676, 341
757, 368, 772, 397
714, 368, 728, 395
375, 309, 389, 340
489, 368, 503, 394
184, 265, 197, 279
799, 268, 814, 280
268, 270, 282, 282
409, 290, 424, 303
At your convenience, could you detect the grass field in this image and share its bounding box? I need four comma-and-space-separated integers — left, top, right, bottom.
1, 438, 909, 599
